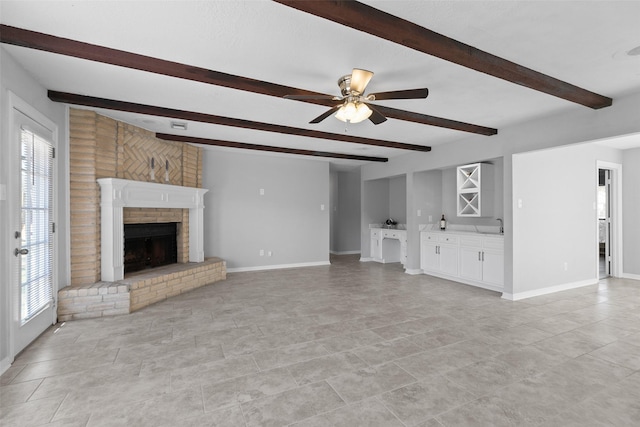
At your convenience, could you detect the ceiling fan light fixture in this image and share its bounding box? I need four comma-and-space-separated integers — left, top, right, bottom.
335, 101, 372, 124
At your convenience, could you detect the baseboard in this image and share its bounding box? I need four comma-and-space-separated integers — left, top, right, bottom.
502, 278, 597, 301
1, 357, 12, 376
226, 261, 330, 273
422, 270, 504, 293
360, 257, 373, 262
620, 273, 640, 281
404, 268, 423, 275
330, 250, 361, 255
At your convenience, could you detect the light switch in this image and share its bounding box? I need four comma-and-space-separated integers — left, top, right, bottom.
417, 209, 421, 217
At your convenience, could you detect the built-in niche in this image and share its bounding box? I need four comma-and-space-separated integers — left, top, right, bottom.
362, 175, 407, 227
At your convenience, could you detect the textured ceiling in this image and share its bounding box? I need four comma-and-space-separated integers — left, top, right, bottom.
1, 0, 639, 167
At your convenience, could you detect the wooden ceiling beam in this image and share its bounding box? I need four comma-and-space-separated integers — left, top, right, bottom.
156, 133, 387, 162
48, 90, 431, 152
273, 0, 612, 109
1, 24, 496, 136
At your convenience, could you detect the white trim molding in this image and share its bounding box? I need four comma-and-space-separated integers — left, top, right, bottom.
330, 250, 361, 255
97, 178, 208, 282
502, 278, 597, 301
226, 261, 330, 273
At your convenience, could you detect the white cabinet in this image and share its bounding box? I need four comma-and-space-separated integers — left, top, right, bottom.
458, 235, 503, 287
459, 235, 483, 281
370, 228, 406, 265
421, 231, 503, 292
457, 163, 493, 217
479, 237, 504, 287
370, 229, 381, 259
420, 233, 458, 276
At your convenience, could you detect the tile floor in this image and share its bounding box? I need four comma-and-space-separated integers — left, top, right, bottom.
1, 255, 640, 426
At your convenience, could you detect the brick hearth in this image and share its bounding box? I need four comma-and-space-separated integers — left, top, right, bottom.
58, 258, 226, 321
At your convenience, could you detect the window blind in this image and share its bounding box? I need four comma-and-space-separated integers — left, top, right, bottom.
20, 127, 54, 324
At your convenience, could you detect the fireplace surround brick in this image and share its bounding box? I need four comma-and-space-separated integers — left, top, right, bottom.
69, 109, 202, 287
61, 109, 220, 321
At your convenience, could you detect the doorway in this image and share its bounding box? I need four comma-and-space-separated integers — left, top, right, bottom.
597, 169, 611, 278
9, 95, 58, 357
596, 161, 622, 280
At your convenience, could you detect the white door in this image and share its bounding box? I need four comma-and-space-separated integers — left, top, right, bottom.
482, 249, 504, 286
459, 246, 482, 281
439, 245, 459, 276
421, 242, 439, 271
11, 108, 57, 355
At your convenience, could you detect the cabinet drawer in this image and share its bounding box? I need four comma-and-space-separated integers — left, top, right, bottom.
370, 229, 380, 239
439, 235, 459, 244
460, 236, 482, 247
483, 237, 504, 250
421, 233, 438, 242
382, 230, 406, 240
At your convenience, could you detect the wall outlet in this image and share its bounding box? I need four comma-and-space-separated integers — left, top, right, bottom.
259, 249, 264, 256
320, 204, 325, 211
417, 209, 421, 217
267, 251, 272, 257
259, 188, 265, 196
563, 262, 568, 271
428, 215, 433, 223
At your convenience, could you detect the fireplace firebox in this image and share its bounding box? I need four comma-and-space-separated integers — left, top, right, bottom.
124, 223, 178, 274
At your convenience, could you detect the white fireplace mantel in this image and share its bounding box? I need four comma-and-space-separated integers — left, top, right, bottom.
97, 178, 209, 282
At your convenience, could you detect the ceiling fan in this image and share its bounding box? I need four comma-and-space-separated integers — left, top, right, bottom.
285, 68, 429, 125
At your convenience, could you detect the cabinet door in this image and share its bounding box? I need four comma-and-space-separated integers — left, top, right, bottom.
421, 242, 439, 271
482, 249, 504, 286
459, 246, 483, 281
439, 245, 459, 276
370, 238, 380, 259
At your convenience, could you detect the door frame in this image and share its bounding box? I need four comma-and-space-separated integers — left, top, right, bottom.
7, 91, 59, 360
596, 160, 623, 279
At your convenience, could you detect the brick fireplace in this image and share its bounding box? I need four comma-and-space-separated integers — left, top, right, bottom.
57, 109, 225, 321
97, 177, 208, 281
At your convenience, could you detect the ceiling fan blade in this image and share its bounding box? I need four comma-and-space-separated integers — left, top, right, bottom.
350, 68, 374, 94
284, 94, 339, 100
368, 88, 429, 101
364, 103, 387, 125
310, 106, 340, 124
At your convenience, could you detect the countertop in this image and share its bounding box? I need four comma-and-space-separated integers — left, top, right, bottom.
421, 229, 503, 237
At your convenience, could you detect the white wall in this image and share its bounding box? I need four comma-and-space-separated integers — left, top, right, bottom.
1, 47, 69, 370
388, 175, 407, 223
361, 178, 390, 257
623, 147, 640, 278
512, 143, 623, 298
331, 169, 361, 254
409, 170, 443, 270
202, 149, 330, 271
